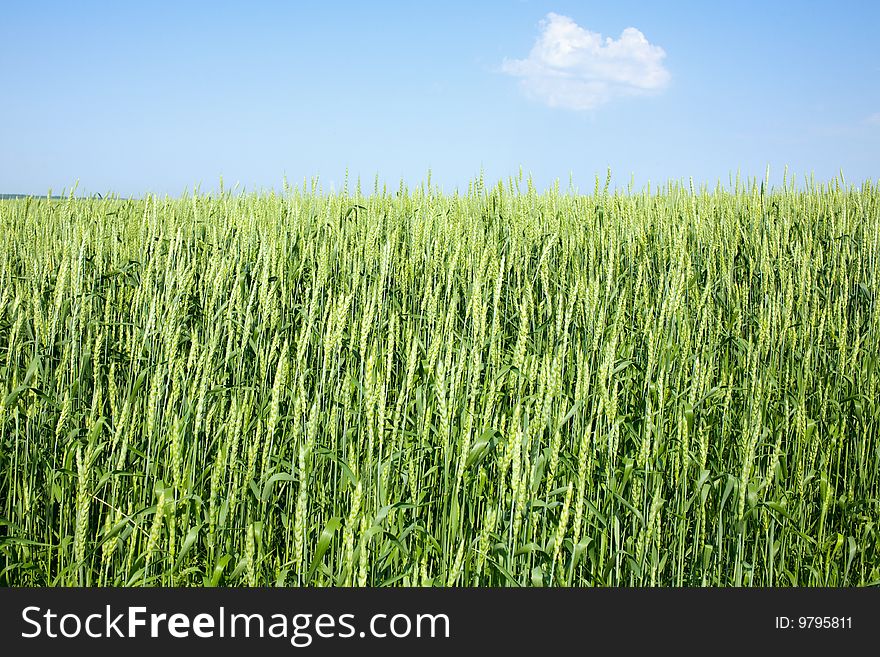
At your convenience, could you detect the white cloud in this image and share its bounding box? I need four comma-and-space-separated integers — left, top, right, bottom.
502, 13, 671, 110
867, 113, 880, 125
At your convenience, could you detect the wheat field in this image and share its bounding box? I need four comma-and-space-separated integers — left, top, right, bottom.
1, 173, 878, 586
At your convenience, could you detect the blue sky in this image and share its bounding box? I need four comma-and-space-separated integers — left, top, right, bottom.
2, 1, 879, 196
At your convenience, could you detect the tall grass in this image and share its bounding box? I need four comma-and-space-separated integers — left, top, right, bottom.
0, 173, 878, 586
